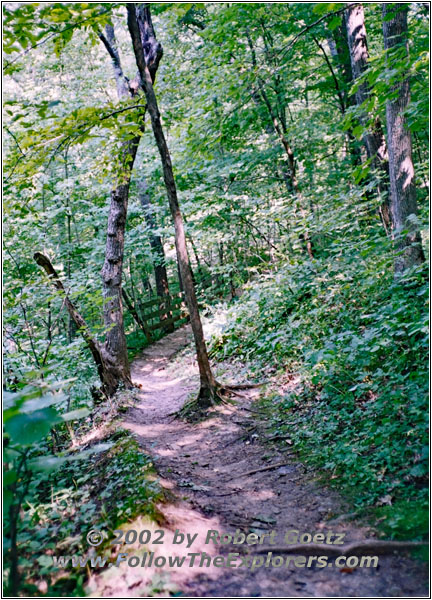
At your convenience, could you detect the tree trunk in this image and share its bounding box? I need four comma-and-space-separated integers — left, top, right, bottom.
138, 178, 174, 333
34, 252, 123, 397
346, 3, 391, 231
382, 3, 425, 273
127, 4, 218, 407
101, 138, 140, 390
98, 24, 143, 392
98, 14, 166, 392
101, 18, 172, 342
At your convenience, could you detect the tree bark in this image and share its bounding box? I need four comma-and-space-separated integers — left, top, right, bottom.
382, 3, 425, 273
101, 18, 173, 311
99, 25, 130, 99
127, 4, 218, 407
98, 23, 143, 392
100, 138, 139, 390
346, 3, 391, 231
98, 14, 166, 392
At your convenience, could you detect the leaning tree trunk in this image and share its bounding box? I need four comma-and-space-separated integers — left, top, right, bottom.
127, 4, 219, 408
382, 3, 424, 273
346, 3, 391, 232
34, 252, 121, 397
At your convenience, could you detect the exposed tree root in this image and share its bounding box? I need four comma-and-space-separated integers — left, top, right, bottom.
228, 462, 293, 480
225, 381, 268, 389
177, 381, 243, 421
255, 540, 427, 556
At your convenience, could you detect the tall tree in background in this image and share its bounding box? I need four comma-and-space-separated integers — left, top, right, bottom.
346, 3, 391, 231
126, 3, 224, 408
138, 178, 170, 299
382, 3, 425, 273
326, 12, 361, 164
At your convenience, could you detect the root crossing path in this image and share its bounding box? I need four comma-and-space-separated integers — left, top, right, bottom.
90, 326, 428, 598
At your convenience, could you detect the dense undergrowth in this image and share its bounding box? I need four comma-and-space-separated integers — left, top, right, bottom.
4, 388, 163, 597
209, 233, 429, 541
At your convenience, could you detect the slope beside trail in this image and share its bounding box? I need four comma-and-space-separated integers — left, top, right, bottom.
88, 325, 428, 598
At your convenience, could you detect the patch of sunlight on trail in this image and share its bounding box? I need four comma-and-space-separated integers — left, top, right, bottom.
86, 508, 221, 597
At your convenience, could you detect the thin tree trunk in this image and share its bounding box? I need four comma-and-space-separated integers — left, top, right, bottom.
246, 30, 314, 259
382, 3, 425, 273
142, 272, 154, 297
138, 178, 170, 298
127, 4, 219, 407
139, 180, 174, 333
326, 18, 362, 165
345, 3, 391, 232
122, 288, 153, 342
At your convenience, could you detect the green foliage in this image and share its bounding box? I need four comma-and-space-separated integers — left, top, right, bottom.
210, 238, 428, 536
3, 381, 95, 596
2, 2, 429, 593
4, 404, 162, 597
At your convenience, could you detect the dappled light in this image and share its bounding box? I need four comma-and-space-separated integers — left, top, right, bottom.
3, 2, 428, 598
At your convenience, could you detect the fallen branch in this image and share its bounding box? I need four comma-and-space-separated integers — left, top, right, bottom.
34, 252, 106, 382
33, 251, 132, 396
256, 540, 428, 556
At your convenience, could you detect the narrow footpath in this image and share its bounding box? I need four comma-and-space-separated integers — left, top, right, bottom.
89, 326, 428, 597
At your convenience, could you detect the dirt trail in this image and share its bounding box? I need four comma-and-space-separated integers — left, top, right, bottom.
90, 326, 428, 597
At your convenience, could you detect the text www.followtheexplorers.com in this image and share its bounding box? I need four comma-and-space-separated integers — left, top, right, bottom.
52, 551, 379, 571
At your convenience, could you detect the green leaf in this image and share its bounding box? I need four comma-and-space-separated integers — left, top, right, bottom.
4, 408, 61, 446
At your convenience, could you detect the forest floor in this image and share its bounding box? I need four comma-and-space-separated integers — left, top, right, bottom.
88, 326, 428, 598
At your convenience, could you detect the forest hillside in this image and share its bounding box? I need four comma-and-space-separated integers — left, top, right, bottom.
3, 2, 429, 597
